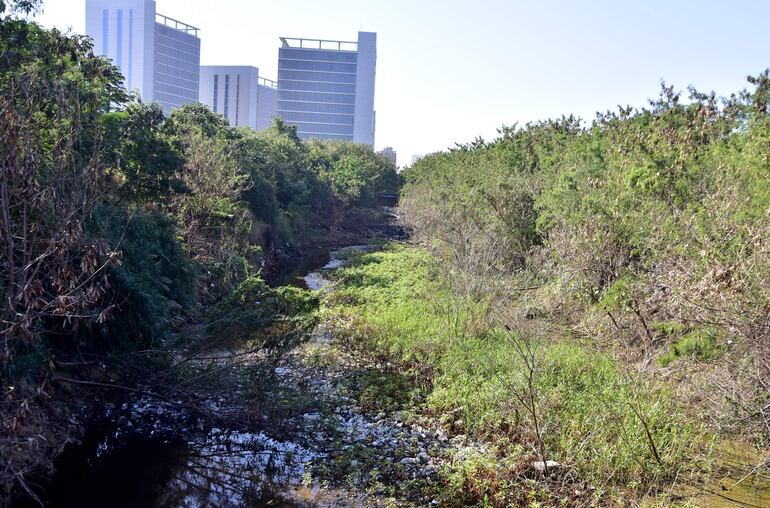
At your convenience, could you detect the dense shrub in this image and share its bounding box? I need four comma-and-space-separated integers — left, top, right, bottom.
401, 74, 770, 443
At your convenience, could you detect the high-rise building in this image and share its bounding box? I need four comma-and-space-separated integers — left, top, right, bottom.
85, 0, 201, 115
276, 31, 376, 146
199, 66, 278, 130
378, 146, 397, 166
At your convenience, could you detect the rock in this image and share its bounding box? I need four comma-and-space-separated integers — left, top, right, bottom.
532, 460, 560, 472
400, 457, 417, 465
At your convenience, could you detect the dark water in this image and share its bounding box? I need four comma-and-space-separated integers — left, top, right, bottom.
42, 434, 187, 508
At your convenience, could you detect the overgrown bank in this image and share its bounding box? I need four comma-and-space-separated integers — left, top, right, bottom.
389, 74, 770, 504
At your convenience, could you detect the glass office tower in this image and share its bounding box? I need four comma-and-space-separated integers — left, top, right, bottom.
85, 0, 200, 115
277, 31, 376, 146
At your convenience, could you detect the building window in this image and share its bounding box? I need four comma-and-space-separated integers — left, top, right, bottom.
102, 9, 108, 55
116, 9, 122, 67
235, 74, 240, 126
224, 75, 230, 118
213, 75, 218, 112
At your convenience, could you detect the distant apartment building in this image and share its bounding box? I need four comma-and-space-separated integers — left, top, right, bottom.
199, 66, 278, 130
411, 154, 423, 165
276, 31, 376, 146
378, 146, 397, 166
85, 0, 201, 115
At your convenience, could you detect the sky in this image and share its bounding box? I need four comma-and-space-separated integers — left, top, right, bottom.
33, 0, 770, 166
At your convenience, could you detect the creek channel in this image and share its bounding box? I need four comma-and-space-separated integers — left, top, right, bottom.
24, 216, 483, 507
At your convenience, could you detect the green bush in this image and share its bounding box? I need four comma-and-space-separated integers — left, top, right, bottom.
88, 203, 195, 345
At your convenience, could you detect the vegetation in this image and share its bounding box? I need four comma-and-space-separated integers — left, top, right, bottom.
0, 2, 398, 501
384, 74, 770, 503
325, 246, 705, 504
2, 0, 768, 505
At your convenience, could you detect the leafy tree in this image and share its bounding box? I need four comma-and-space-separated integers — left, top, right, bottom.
101, 101, 182, 202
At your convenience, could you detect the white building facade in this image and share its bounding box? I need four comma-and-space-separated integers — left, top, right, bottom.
276, 31, 377, 146
199, 66, 278, 131
85, 0, 201, 115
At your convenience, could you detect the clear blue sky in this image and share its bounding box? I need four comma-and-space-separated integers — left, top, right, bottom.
34, 0, 770, 166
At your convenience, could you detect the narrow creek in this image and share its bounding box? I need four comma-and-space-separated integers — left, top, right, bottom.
28, 237, 484, 507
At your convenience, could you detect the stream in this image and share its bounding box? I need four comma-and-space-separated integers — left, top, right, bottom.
28, 238, 482, 508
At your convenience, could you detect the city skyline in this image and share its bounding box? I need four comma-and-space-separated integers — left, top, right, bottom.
34, 0, 770, 164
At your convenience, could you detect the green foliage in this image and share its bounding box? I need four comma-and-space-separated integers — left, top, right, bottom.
206, 275, 320, 355
658, 326, 726, 367
598, 274, 633, 311
87, 204, 195, 344
0, 0, 42, 16
396, 72, 770, 502
0, 11, 400, 502
100, 102, 181, 202
309, 140, 402, 203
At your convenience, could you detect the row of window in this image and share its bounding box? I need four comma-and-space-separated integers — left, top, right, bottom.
155, 63, 199, 86
155, 46, 200, 66
213, 75, 219, 113
277, 100, 354, 114
155, 78, 198, 99
279, 59, 356, 74
235, 74, 241, 126
277, 69, 357, 84
155, 25, 200, 49
224, 74, 230, 117
279, 48, 357, 63
279, 111, 353, 125
155, 41, 200, 61
155, 52, 201, 70
155, 92, 196, 112
155, 81, 198, 100
278, 90, 356, 104
278, 80, 355, 94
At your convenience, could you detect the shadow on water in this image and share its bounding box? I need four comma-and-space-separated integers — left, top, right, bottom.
22, 423, 314, 507
40, 433, 187, 508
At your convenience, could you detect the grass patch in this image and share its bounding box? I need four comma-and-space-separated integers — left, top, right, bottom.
339, 368, 418, 413
658, 324, 727, 367
324, 244, 707, 504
